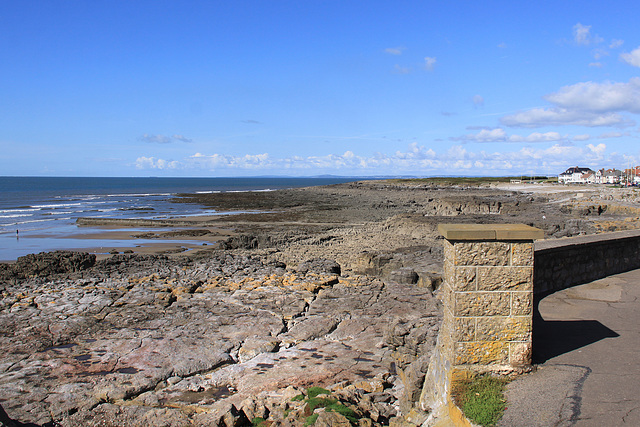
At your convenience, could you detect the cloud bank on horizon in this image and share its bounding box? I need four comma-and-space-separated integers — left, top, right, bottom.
1, 2, 639, 177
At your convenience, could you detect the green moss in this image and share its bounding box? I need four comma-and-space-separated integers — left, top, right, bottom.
304, 413, 319, 426
327, 402, 358, 423
251, 417, 267, 427
297, 387, 360, 426
453, 375, 508, 427
291, 394, 305, 402
306, 386, 331, 398
306, 396, 337, 412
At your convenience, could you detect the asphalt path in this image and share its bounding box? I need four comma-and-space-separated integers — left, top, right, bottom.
500, 269, 640, 426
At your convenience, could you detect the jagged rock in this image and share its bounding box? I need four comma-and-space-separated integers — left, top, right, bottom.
352, 252, 400, 277
0, 250, 96, 281
239, 397, 269, 422
0, 252, 439, 426
63, 403, 192, 427
296, 258, 341, 275
405, 407, 430, 425
389, 415, 421, 427
238, 337, 279, 363
219, 403, 250, 427
314, 409, 353, 426
282, 315, 340, 343
389, 268, 419, 284
398, 354, 432, 415
416, 271, 442, 291
217, 234, 273, 250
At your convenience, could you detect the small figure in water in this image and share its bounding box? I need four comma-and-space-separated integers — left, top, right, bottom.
16, 229, 19, 239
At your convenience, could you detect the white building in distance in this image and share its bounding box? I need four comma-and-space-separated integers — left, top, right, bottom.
558, 166, 595, 184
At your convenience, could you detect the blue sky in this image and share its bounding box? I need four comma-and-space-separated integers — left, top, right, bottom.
2, 1, 640, 177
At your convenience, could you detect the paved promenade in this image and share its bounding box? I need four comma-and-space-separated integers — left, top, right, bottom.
499, 268, 640, 426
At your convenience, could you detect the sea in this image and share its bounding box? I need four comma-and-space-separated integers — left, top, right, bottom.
0, 176, 362, 262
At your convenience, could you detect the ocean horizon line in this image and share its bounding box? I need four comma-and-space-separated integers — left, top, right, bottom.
0, 173, 553, 179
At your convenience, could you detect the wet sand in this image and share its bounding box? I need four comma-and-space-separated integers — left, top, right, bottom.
65, 226, 236, 259
14, 223, 238, 261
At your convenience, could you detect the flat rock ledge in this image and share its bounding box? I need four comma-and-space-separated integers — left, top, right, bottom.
0, 253, 441, 426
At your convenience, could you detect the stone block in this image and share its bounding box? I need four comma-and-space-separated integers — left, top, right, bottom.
509, 341, 532, 366
450, 369, 477, 384
454, 242, 510, 266
451, 266, 476, 292
494, 225, 543, 240
437, 224, 543, 241
438, 323, 455, 356
475, 316, 531, 342
477, 266, 533, 291
443, 259, 453, 285
511, 292, 533, 315
440, 283, 454, 317
454, 292, 511, 317
454, 341, 509, 365
511, 242, 534, 266
451, 317, 475, 342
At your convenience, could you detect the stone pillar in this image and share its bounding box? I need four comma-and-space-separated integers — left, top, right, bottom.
420, 224, 543, 423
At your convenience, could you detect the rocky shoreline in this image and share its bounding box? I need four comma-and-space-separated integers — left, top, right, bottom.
2, 180, 640, 426
0, 251, 439, 426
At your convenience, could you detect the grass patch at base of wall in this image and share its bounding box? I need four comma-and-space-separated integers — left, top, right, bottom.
452, 375, 508, 427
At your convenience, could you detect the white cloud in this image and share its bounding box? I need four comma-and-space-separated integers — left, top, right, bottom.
587, 143, 606, 155
135, 156, 179, 169
140, 134, 172, 144
139, 134, 192, 143
473, 95, 484, 107
501, 108, 630, 128
187, 152, 272, 169
573, 23, 603, 46
131, 141, 637, 177
620, 46, 640, 67
135, 156, 156, 169
592, 48, 608, 60
573, 23, 591, 45
610, 39, 624, 49
544, 78, 640, 113
460, 128, 506, 142
393, 64, 411, 74
508, 132, 564, 143
573, 134, 590, 141
172, 134, 193, 143
501, 78, 640, 128
454, 128, 566, 143
597, 131, 624, 139
385, 47, 405, 55
395, 142, 436, 159
424, 57, 437, 71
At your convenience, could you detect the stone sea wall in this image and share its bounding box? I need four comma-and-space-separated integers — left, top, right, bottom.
534, 229, 640, 295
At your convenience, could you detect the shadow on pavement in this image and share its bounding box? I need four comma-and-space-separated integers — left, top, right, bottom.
532, 300, 619, 363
